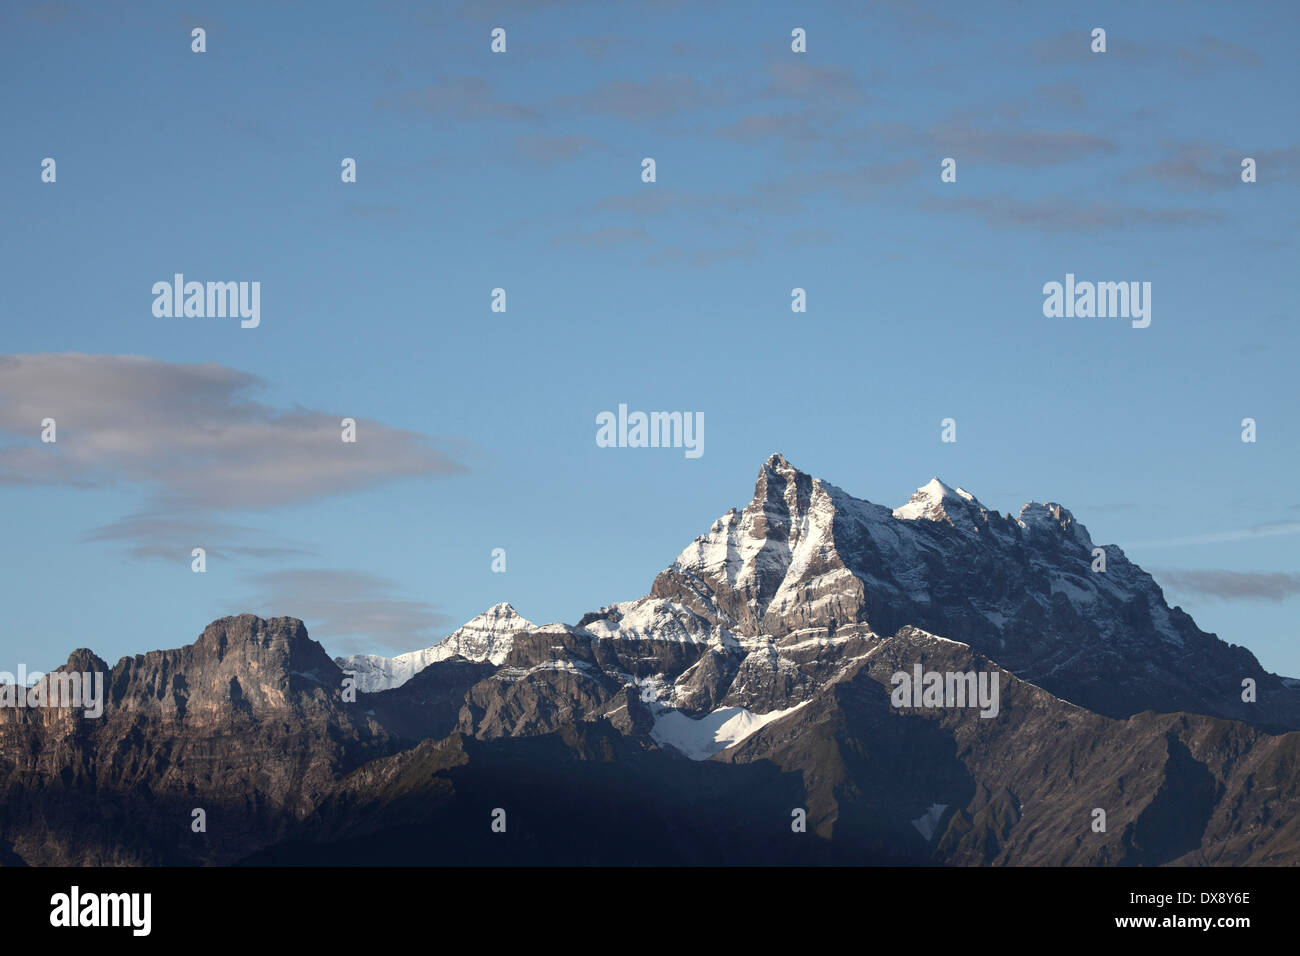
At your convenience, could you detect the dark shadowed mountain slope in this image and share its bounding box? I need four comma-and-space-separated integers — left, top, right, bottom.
241, 627, 1300, 866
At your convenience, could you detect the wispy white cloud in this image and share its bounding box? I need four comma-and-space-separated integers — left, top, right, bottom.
85, 511, 309, 562
374, 77, 538, 121
0, 354, 467, 572
233, 568, 454, 655
0, 353, 465, 510
1129, 523, 1300, 548
1153, 568, 1300, 602
923, 193, 1225, 232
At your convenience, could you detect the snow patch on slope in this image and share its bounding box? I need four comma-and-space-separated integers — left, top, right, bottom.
582, 598, 719, 645
911, 803, 948, 841
650, 702, 808, 760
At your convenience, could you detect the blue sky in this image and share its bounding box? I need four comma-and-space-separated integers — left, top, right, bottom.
1, 0, 1297, 675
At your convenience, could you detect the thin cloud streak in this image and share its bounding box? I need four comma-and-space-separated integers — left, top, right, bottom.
1128, 523, 1300, 548
234, 568, 455, 655
1153, 568, 1300, 602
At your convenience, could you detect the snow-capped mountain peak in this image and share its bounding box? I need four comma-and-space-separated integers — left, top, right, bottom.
333, 602, 535, 692
646, 453, 1300, 729
893, 476, 987, 525
438, 602, 533, 663
336, 452, 1297, 740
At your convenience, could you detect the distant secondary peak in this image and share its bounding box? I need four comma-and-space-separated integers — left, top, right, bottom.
893, 478, 986, 523
1017, 502, 1092, 547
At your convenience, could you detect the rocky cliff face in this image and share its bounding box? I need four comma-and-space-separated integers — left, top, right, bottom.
0, 615, 396, 864
2, 455, 1297, 866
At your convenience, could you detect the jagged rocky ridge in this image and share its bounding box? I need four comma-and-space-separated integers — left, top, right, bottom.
340, 453, 1300, 734
2, 454, 1297, 865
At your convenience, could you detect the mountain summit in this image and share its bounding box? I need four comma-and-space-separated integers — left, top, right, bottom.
346, 453, 1299, 730
647, 454, 1297, 727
